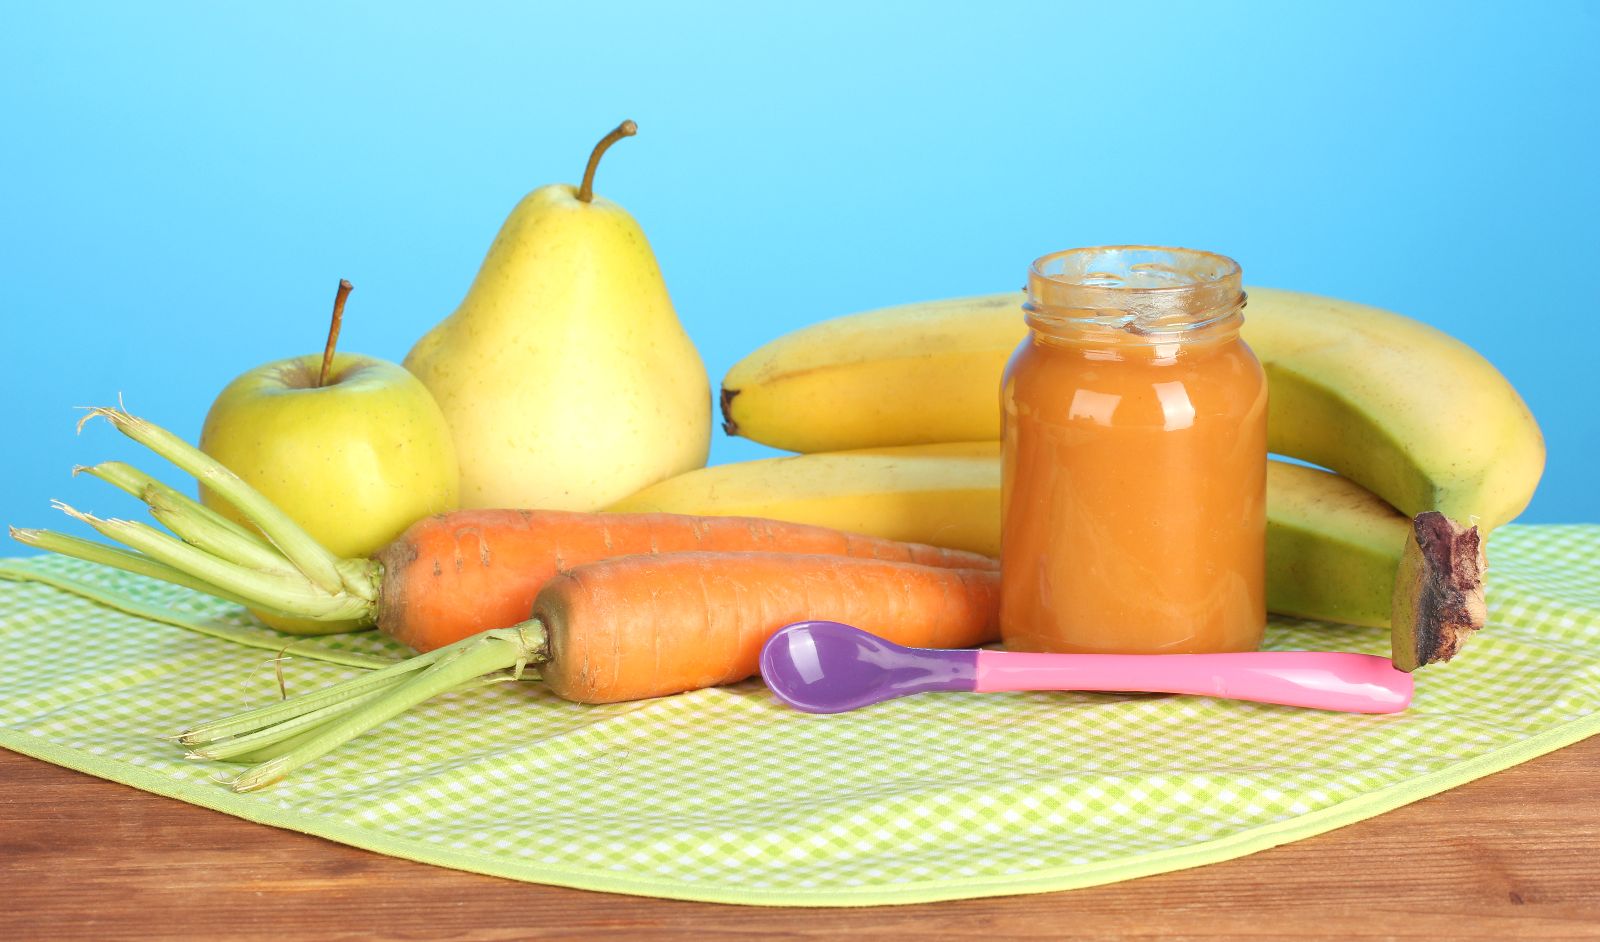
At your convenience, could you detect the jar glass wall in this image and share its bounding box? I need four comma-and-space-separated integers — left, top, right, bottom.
1000, 246, 1267, 654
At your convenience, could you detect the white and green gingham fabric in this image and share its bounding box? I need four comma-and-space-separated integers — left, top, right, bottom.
2, 524, 1598, 906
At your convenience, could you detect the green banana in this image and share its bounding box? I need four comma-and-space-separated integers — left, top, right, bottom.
613, 445, 1427, 631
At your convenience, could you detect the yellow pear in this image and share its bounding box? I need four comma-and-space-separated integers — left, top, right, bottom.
405, 121, 710, 510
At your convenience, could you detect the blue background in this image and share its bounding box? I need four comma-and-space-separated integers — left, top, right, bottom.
4, 0, 1597, 551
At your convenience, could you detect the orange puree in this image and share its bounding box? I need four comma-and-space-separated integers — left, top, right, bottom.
1000, 247, 1267, 654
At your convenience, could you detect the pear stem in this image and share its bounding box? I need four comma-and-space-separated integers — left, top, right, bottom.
577, 120, 637, 203
317, 279, 353, 388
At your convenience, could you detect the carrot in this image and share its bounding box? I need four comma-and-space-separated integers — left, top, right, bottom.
376, 508, 996, 652
11, 408, 999, 653
176, 552, 1000, 790
536, 552, 999, 703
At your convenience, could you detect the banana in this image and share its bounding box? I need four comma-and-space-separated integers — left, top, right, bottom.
720, 294, 1024, 454
610, 442, 1002, 557
610, 445, 1415, 629
1246, 287, 1542, 530
721, 289, 1544, 531
1266, 460, 1410, 628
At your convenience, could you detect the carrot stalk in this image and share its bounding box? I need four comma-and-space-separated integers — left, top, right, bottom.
186, 684, 399, 760
208, 676, 519, 765
203, 726, 337, 766
76, 461, 276, 554
14, 522, 323, 619
227, 629, 534, 792
73, 458, 376, 592
79, 407, 353, 596
141, 486, 299, 574
50, 501, 372, 621
177, 643, 460, 745
8, 525, 262, 610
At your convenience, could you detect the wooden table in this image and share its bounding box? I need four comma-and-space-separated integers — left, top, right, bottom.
3, 740, 1598, 941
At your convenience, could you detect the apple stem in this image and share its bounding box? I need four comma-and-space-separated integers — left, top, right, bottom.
577, 120, 637, 203
317, 279, 354, 388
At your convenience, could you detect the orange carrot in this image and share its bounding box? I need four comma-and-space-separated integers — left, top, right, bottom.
182, 551, 1002, 790
534, 551, 1000, 703
375, 509, 998, 652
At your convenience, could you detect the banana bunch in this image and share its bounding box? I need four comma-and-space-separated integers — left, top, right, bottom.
622, 289, 1542, 667
721, 289, 1544, 532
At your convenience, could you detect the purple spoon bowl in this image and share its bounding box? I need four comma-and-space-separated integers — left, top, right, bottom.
758, 620, 979, 714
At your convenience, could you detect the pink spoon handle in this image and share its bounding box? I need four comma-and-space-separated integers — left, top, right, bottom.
974, 650, 1413, 714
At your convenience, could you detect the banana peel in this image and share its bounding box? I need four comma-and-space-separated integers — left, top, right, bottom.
1390, 512, 1487, 672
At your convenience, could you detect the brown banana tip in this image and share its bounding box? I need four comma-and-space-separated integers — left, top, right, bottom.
1400, 511, 1487, 671
719, 388, 740, 436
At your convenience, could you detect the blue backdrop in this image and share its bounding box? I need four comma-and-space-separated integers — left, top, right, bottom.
4, 0, 1596, 550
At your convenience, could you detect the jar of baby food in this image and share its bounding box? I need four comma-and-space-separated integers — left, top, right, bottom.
1000, 246, 1266, 654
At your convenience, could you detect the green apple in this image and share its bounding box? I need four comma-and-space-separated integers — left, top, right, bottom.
199, 288, 458, 634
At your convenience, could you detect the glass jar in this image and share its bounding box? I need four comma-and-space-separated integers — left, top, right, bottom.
1000, 246, 1267, 654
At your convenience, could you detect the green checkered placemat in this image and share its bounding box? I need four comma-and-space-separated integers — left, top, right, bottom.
1, 524, 1597, 907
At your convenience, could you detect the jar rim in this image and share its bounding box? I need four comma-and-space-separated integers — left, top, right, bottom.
1026, 245, 1245, 338
1029, 245, 1241, 291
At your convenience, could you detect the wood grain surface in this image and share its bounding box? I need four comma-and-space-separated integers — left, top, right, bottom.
3, 739, 1598, 941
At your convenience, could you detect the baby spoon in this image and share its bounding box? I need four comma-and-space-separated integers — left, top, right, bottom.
759, 621, 1413, 715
